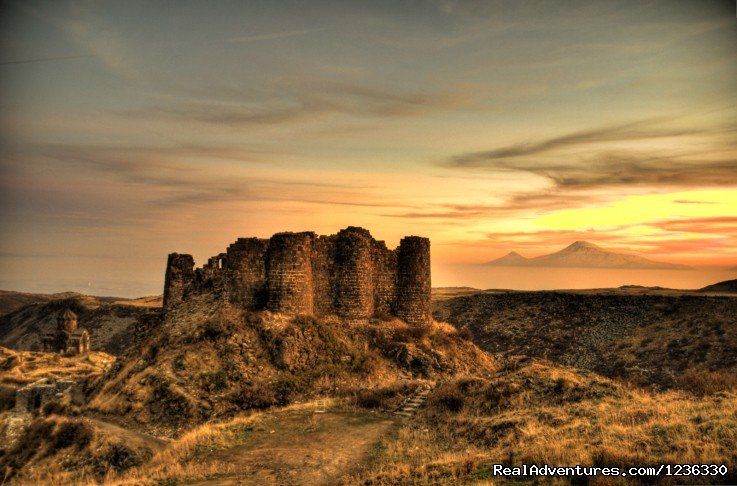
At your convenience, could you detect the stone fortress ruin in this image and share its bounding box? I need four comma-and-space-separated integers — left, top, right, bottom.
163, 227, 431, 326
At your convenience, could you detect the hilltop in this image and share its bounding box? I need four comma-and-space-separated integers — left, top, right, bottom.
0, 291, 81, 318
434, 290, 737, 391
0, 294, 162, 356
700, 278, 737, 293
485, 241, 691, 269
88, 293, 494, 434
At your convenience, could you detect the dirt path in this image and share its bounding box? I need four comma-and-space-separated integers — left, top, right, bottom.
189, 408, 395, 485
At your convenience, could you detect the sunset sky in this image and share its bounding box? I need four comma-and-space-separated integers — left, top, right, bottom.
1, 0, 736, 296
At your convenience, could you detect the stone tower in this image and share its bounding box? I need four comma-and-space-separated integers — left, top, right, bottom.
334, 227, 375, 321
266, 232, 315, 314
394, 236, 432, 326
163, 253, 195, 309
58, 308, 78, 332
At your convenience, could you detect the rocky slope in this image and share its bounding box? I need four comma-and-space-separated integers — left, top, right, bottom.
89, 293, 495, 435
700, 278, 737, 293
0, 294, 162, 356
434, 290, 737, 391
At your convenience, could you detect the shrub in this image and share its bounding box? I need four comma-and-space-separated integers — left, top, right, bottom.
171, 354, 185, 371
236, 382, 279, 409
355, 382, 415, 409
458, 327, 474, 341
0, 384, 16, 411
200, 370, 229, 393
42, 400, 66, 416
201, 319, 230, 341
52, 420, 94, 450
393, 325, 431, 343
97, 442, 145, 473
273, 373, 309, 405
431, 382, 465, 412
553, 377, 570, 394
676, 368, 737, 395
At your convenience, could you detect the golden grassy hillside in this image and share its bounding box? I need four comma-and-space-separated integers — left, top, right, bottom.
7, 357, 735, 485
355, 357, 737, 485
0, 347, 114, 412
88, 293, 495, 435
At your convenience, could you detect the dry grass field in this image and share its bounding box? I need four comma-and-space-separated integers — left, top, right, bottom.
353, 358, 737, 485
0, 287, 735, 484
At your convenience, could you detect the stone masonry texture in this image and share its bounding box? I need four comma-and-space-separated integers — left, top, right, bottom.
163, 227, 431, 325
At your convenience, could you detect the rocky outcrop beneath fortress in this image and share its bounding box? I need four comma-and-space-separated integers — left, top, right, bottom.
163, 227, 431, 326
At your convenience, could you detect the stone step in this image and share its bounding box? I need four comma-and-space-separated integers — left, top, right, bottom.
393, 383, 435, 417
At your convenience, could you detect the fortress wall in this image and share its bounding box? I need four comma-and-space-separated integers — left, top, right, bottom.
311, 235, 336, 316
194, 253, 228, 294
163, 227, 431, 324
225, 238, 269, 309
333, 227, 375, 320
163, 253, 195, 309
372, 241, 397, 316
266, 232, 315, 314
394, 236, 432, 326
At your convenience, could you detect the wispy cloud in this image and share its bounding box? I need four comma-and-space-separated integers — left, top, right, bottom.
442, 118, 737, 190
0, 54, 90, 65
446, 118, 729, 165
651, 216, 737, 234
126, 83, 469, 126
11, 142, 384, 214
225, 28, 323, 43
382, 192, 605, 220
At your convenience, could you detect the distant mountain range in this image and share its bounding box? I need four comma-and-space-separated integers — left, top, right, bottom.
485, 241, 692, 270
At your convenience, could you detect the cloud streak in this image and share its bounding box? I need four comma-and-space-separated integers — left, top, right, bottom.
0, 54, 91, 65
8, 142, 389, 215
126, 83, 469, 126
382, 192, 606, 220
442, 118, 737, 190
226, 28, 323, 43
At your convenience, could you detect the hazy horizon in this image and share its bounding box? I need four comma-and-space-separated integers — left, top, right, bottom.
1, 0, 736, 296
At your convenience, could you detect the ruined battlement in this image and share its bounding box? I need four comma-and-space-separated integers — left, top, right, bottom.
163, 227, 431, 326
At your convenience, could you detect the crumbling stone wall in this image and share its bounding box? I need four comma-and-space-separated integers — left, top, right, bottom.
163, 253, 195, 308
15, 379, 74, 413
311, 235, 336, 316
163, 227, 431, 325
373, 239, 398, 317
